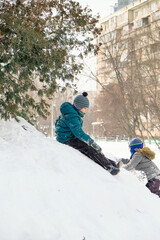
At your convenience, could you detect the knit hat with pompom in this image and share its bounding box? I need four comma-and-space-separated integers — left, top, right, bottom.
73, 92, 89, 110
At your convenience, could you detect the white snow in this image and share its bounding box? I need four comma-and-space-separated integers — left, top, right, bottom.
0, 117, 160, 240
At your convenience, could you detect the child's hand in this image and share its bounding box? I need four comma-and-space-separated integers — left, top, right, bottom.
119, 158, 130, 164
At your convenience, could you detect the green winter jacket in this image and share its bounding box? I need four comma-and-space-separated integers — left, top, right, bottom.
55, 102, 93, 144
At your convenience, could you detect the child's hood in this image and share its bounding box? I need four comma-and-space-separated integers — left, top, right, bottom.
60, 102, 77, 115
137, 147, 155, 160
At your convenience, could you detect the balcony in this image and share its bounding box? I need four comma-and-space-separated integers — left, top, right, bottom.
134, 17, 149, 29
151, 10, 160, 22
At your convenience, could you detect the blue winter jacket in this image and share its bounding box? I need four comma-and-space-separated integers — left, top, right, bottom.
55, 102, 93, 144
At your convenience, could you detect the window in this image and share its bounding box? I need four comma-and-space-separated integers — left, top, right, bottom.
116, 28, 122, 39
104, 22, 109, 31
105, 25, 108, 31
134, 11, 139, 19
157, 75, 160, 83
142, 17, 149, 25
105, 49, 109, 58
118, 14, 124, 22
142, 7, 146, 15
151, 2, 156, 11
130, 23, 134, 31
110, 17, 115, 24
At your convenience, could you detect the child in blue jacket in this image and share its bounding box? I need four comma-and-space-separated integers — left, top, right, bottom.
55, 92, 120, 175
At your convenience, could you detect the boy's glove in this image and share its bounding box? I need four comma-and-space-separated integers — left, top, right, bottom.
90, 141, 102, 153
116, 160, 123, 168
116, 158, 130, 168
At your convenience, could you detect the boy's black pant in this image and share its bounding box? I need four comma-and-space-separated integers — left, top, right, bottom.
64, 138, 117, 171
146, 178, 160, 197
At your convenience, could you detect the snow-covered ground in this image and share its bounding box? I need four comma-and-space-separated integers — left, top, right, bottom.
0, 117, 160, 240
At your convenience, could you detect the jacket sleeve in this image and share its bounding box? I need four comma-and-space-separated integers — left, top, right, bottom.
124, 152, 142, 171
64, 114, 93, 145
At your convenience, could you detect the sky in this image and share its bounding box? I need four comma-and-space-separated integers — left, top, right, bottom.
75, 0, 118, 91
75, 0, 117, 19
0, 117, 160, 240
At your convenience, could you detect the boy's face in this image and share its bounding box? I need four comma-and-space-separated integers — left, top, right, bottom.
80, 107, 88, 114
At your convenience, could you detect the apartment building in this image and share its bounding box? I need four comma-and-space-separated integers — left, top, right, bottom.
98, 0, 160, 88
97, 0, 160, 138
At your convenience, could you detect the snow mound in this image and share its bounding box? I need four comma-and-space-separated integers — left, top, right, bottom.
0, 117, 160, 240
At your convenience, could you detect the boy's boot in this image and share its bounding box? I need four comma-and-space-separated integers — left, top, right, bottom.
109, 166, 120, 176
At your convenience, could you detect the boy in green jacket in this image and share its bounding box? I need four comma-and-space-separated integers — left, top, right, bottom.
55, 92, 120, 175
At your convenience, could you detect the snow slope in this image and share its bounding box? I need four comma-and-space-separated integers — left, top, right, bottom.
0, 117, 160, 240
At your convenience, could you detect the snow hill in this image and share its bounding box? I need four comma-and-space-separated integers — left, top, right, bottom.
0, 117, 160, 240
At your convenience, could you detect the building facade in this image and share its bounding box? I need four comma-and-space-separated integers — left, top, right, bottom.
98, 0, 160, 88
97, 0, 160, 138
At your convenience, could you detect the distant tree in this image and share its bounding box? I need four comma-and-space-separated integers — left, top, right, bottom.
94, 83, 124, 137
97, 24, 160, 142
0, 0, 100, 121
